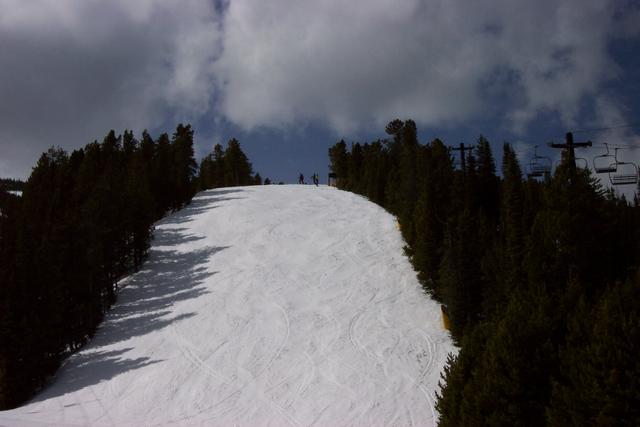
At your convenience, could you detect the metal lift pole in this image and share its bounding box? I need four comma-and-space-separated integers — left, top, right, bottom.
549, 132, 592, 172
451, 143, 475, 175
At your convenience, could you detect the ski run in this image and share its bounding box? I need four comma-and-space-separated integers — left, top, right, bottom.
1, 185, 456, 426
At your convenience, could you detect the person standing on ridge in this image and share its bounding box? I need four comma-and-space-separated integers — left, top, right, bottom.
299, 173, 304, 184
312, 173, 319, 186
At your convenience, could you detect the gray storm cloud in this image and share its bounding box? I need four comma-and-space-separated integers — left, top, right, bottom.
0, 0, 637, 178
213, 0, 626, 133
0, 0, 221, 177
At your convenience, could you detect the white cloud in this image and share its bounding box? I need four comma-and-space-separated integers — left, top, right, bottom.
0, 0, 221, 178
213, 0, 631, 134
1, 0, 638, 179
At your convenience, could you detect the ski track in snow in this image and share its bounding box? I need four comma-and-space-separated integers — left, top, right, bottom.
0, 185, 456, 427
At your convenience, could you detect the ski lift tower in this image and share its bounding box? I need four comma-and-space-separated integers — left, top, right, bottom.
549, 132, 592, 173
451, 143, 475, 175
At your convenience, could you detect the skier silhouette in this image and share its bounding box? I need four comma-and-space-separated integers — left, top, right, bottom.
312, 173, 319, 186
298, 173, 304, 184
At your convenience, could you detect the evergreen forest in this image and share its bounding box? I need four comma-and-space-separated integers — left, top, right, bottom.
0, 125, 258, 409
328, 119, 640, 426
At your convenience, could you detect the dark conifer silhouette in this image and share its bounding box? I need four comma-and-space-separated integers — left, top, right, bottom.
197, 138, 257, 190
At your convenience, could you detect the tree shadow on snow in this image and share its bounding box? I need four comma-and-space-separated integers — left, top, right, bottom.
29, 348, 161, 403
152, 227, 206, 245
91, 244, 227, 349
31, 213, 229, 400
160, 188, 246, 225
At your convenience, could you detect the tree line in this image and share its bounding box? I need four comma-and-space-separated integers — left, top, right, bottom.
329, 119, 640, 425
0, 125, 259, 409
198, 138, 262, 189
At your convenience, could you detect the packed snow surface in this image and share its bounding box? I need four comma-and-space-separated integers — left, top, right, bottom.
1, 185, 455, 426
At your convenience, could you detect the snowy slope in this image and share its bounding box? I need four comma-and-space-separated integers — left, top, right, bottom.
0, 185, 456, 427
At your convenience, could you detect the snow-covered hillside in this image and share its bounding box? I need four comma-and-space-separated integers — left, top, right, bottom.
0, 185, 455, 427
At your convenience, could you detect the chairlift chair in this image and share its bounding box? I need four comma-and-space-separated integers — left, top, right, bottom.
553, 157, 589, 170
609, 162, 638, 185
527, 146, 552, 178
609, 148, 639, 185
575, 157, 589, 170
593, 143, 617, 174
527, 161, 546, 178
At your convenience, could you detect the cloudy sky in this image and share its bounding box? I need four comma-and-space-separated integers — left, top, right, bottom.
1, 0, 639, 186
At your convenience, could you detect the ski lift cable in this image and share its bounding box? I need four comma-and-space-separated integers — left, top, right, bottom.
534, 124, 640, 144
469, 124, 640, 153
591, 142, 640, 149
572, 123, 640, 135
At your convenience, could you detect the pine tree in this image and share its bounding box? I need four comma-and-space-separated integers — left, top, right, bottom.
197, 143, 226, 190
383, 120, 419, 246
223, 138, 253, 186
438, 286, 559, 425
198, 153, 215, 190
360, 141, 389, 205
474, 136, 500, 224
438, 208, 484, 340
484, 143, 525, 315
13, 148, 75, 404
171, 124, 197, 209
347, 143, 363, 192
548, 275, 640, 425
525, 158, 608, 297
122, 129, 137, 158
212, 144, 225, 187
0, 190, 21, 408
198, 141, 259, 190
151, 133, 173, 216
436, 324, 490, 427
123, 150, 153, 268
328, 140, 349, 187
140, 130, 156, 164
412, 139, 454, 292
397, 120, 420, 246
